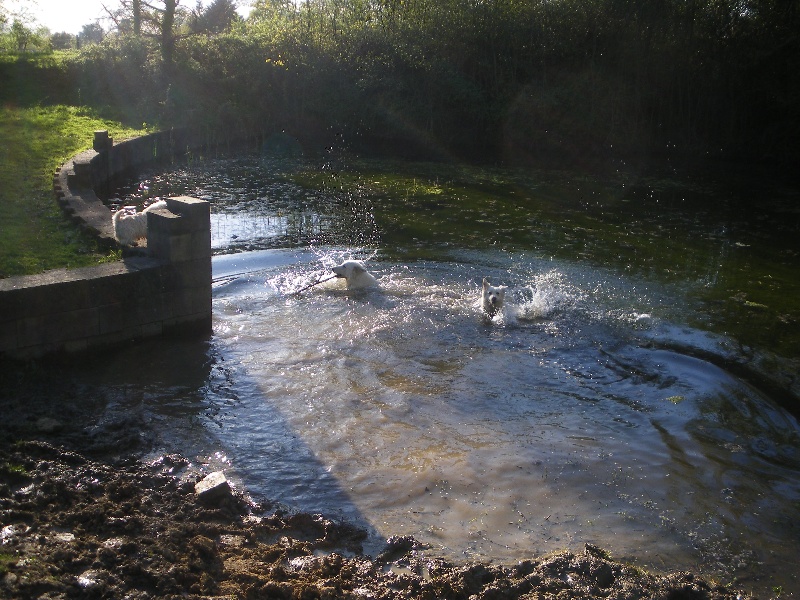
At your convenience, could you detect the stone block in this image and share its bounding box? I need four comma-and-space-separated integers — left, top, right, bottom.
93, 130, 111, 152
139, 321, 164, 338
89, 275, 132, 308
94, 330, 133, 349
145, 197, 211, 264
165, 313, 212, 336
195, 471, 232, 504
63, 338, 89, 354
35, 279, 94, 314
169, 234, 193, 262
173, 260, 213, 289
0, 284, 20, 323
72, 159, 94, 188
96, 302, 126, 335
167, 197, 211, 232
132, 289, 169, 324
171, 285, 212, 318
0, 321, 18, 352
17, 308, 99, 348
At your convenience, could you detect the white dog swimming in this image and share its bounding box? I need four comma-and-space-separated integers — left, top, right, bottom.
113, 200, 168, 245
481, 278, 506, 317
331, 260, 379, 290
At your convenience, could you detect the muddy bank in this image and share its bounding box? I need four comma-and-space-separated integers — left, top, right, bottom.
0, 361, 768, 599
0, 438, 751, 600
0, 438, 756, 600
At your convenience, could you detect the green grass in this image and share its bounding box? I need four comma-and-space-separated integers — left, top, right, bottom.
0, 552, 16, 576
0, 104, 146, 278
0, 460, 30, 482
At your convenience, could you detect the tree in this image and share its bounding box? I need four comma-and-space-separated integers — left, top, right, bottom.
248, 0, 296, 27
103, 0, 183, 69
0, 0, 8, 31
161, 0, 177, 67
192, 0, 240, 34
79, 22, 105, 46
133, 0, 142, 35
10, 19, 32, 51
51, 31, 76, 50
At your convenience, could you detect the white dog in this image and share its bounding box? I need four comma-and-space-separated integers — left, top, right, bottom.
113, 207, 144, 245
481, 278, 506, 317
113, 200, 168, 245
144, 199, 168, 214
331, 260, 379, 290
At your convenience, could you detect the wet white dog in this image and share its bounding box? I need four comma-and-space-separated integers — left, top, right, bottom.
481, 278, 506, 317
331, 260, 379, 290
113, 200, 168, 245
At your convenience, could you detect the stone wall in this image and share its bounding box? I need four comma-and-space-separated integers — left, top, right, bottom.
54, 129, 204, 249
0, 131, 212, 360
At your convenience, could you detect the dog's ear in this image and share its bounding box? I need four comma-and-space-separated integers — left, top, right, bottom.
352, 263, 366, 274
483, 278, 489, 289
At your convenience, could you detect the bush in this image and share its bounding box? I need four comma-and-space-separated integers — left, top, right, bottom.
28, 0, 800, 164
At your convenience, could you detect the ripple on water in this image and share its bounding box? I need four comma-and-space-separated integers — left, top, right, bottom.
186, 250, 797, 597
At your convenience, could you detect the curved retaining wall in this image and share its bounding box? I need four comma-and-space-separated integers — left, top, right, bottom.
0, 131, 212, 360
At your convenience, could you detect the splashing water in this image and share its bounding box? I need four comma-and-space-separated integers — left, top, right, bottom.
197, 248, 800, 597
102, 155, 800, 597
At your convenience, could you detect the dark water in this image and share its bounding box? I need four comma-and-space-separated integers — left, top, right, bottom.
115, 155, 800, 358
97, 154, 800, 596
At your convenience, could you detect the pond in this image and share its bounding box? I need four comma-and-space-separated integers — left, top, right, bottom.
102, 153, 800, 595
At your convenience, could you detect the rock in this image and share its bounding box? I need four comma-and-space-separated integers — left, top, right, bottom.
194, 471, 232, 504
377, 535, 420, 562
1, 524, 19, 543
76, 569, 102, 589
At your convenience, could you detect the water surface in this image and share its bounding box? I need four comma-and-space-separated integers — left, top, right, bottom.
101, 154, 800, 596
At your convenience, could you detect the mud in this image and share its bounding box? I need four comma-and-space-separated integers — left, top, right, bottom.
0, 364, 758, 599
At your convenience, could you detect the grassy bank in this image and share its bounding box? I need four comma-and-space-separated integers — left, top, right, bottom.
0, 104, 145, 278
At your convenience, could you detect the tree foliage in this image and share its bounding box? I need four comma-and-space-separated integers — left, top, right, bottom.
79, 23, 105, 46
191, 0, 241, 34
0, 18, 50, 53
7, 0, 799, 164
50, 32, 76, 50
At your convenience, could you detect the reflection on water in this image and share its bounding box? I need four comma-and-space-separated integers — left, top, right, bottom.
102, 157, 800, 596
114, 154, 800, 355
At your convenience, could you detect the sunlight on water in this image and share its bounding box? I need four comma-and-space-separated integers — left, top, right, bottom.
108, 155, 800, 596
203, 249, 800, 595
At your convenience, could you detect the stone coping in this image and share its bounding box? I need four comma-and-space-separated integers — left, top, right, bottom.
53, 148, 117, 248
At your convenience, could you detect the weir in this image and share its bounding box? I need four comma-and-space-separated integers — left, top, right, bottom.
0, 131, 211, 360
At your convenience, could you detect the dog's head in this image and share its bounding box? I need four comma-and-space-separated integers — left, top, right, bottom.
482, 278, 506, 313
332, 260, 367, 280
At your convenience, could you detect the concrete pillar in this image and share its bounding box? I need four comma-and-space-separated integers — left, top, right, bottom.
93, 130, 113, 152
147, 196, 212, 332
